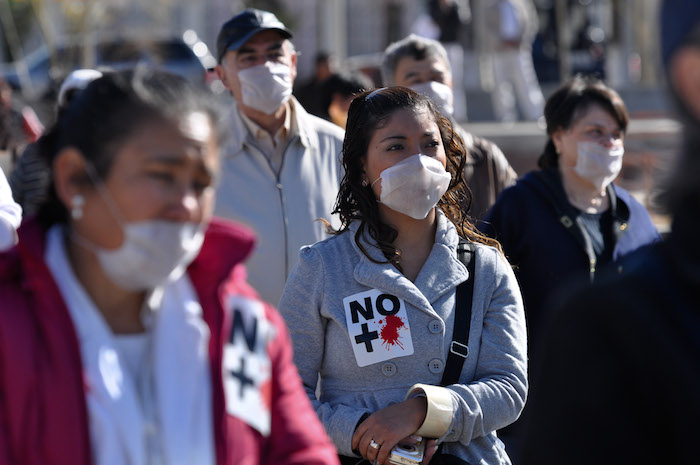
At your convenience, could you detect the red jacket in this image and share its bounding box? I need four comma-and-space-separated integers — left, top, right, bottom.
0, 218, 339, 465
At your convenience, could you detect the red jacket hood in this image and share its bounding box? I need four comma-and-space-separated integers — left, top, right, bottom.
190, 217, 257, 286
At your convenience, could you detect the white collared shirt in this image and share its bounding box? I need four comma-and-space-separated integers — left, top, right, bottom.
239, 101, 297, 175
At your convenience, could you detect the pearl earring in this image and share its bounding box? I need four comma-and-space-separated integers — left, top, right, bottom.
71, 194, 84, 220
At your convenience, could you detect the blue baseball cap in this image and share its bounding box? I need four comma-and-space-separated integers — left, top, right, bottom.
661, 0, 700, 66
216, 8, 293, 62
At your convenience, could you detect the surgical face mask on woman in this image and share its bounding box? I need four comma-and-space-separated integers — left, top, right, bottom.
91, 221, 204, 291
73, 169, 206, 292
237, 62, 293, 114
410, 81, 454, 116
574, 141, 625, 191
371, 154, 452, 220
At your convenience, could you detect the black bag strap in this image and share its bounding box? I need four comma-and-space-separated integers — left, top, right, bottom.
440, 239, 476, 387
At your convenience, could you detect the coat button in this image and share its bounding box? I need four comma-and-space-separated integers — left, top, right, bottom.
381, 362, 397, 377
428, 359, 444, 374
428, 320, 443, 333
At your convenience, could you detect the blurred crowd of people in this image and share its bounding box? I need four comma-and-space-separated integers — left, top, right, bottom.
294, 0, 545, 124
0, 0, 698, 464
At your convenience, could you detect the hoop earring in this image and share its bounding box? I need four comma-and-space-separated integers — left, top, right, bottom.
361, 179, 368, 187
71, 194, 84, 220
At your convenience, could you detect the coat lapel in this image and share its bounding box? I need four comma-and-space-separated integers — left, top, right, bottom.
349, 211, 469, 315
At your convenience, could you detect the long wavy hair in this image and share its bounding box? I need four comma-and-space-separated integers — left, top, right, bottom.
328, 86, 501, 269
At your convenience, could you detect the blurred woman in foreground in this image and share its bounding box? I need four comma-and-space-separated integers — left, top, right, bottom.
0, 69, 337, 465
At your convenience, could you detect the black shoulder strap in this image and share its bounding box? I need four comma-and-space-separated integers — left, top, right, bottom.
440, 239, 476, 386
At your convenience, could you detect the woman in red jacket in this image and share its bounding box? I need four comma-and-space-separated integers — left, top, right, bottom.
0, 69, 338, 465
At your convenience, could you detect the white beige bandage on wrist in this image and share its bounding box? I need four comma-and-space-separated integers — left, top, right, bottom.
405, 383, 454, 438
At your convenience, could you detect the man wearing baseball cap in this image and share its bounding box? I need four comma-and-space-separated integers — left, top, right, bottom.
213, 8, 345, 306
519, 1, 700, 464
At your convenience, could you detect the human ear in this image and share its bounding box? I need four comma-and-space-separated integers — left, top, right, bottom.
444, 70, 454, 90
551, 129, 564, 155
214, 63, 234, 92
669, 46, 700, 122
53, 147, 91, 210
359, 156, 370, 185
328, 96, 349, 129
288, 45, 298, 83
214, 63, 226, 82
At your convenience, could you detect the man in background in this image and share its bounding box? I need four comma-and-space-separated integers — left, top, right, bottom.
485, 0, 545, 122
321, 70, 374, 129
382, 34, 517, 221
214, 8, 344, 305
294, 51, 338, 118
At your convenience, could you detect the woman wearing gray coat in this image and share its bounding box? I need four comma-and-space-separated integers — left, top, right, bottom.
279, 87, 526, 465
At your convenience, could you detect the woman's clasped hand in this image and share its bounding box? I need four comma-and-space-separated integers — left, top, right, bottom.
351, 397, 438, 464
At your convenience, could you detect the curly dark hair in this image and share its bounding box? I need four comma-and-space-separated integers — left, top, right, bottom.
328, 86, 501, 269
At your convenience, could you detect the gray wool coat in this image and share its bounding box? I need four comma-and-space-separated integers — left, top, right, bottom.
278, 211, 527, 464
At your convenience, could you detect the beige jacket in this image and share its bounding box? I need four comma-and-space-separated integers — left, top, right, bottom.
214, 97, 344, 305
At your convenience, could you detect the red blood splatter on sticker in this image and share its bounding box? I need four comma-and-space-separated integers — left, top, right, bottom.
379, 315, 406, 350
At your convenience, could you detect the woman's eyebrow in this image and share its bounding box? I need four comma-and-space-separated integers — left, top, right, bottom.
379, 135, 407, 143
144, 153, 187, 165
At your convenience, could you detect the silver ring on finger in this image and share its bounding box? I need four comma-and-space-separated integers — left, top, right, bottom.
369, 439, 381, 450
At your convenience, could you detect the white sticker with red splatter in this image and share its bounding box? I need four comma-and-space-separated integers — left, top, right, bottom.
222, 295, 275, 436
343, 289, 414, 367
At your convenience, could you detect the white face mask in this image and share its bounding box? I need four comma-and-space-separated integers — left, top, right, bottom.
95, 221, 204, 291
74, 169, 206, 292
410, 81, 454, 116
237, 62, 293, 114
574, 141, 624, 191
372, 154, 451, 220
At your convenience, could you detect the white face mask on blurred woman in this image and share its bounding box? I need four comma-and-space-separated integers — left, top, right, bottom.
410, 81, 454, 116
73, 171, 206, 291
372, 153, 451, 220
90, 220, 204, 292
237, 62, 293, 114
574, 141, 624, 191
